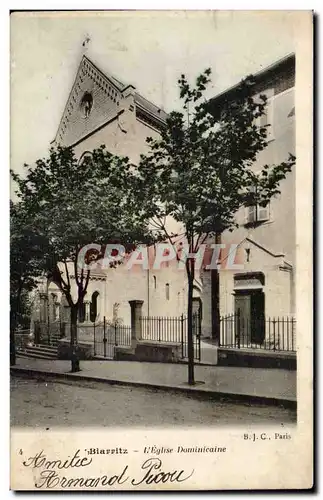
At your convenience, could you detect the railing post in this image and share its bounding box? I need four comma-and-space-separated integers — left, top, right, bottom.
181, 314, 184, 358
93, 321, 96, 356
273, 318, 276, 351
158, 317, 161, 342
103, 316, 107, 357
219, 315, 222, 347
236, 310, 241, 349
114, 321, 118, 346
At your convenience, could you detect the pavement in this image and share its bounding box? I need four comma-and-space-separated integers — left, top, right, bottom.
199, 339, 218, 364
11, 356, 296, 408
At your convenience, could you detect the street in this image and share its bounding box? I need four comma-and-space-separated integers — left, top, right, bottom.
11, 374, 296, 428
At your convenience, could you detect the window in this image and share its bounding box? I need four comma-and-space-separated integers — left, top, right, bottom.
80, 92, 93, 118
165, 283, 170, 301
245, 175, 271, 226
78, 151, 93, 166
90, 292, 99, 323
245, 204, 270, 225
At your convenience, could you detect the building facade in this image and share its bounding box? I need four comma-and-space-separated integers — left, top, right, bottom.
34, 55, 190, 328
201, 54, 296, 343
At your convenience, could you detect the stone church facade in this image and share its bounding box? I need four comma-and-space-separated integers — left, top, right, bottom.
34, 54, 192, 330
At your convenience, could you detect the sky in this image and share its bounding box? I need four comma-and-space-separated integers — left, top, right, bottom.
10, 10, 298, 180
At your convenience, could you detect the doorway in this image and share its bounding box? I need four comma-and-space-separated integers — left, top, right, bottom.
234, 290, 265, 345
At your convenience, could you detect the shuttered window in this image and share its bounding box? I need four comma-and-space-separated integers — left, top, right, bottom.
245, 204, 270, 224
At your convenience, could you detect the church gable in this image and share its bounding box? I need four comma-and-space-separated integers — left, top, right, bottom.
54, 56, 127, 148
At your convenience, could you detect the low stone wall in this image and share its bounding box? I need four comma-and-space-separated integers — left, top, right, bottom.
114, 346, 136, 362
217, 347, 296, 370
114, 341, 181, 363
57, 339, 94, 360
136, 342, 181, 363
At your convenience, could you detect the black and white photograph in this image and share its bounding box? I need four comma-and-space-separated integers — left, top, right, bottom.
9, 10, 313, 490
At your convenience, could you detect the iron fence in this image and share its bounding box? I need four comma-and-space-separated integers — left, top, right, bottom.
14, 329, 33, 350
93, 318, 132, 358
26, 313, 202, 362
140, 313, 201, 361
220, 313, 296, 352
25, 318, 131, 359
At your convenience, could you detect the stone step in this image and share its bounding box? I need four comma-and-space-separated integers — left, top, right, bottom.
17, 352, 57, 360
17, 344, 58, 359
33, 344, 58, 351
28, 344, 57, 353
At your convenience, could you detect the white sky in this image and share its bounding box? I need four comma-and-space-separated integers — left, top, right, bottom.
10, 11, 298, 178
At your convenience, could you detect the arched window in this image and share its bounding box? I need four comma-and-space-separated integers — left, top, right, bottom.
165, 283, 170, 301
78, 151, 93, 166
153, 275, 157, 289
80, 91, 93, 118
90, 291, 99, 323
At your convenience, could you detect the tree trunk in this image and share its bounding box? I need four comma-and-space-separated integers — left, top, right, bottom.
70, 304, 80, 372
186, 260, 195, 385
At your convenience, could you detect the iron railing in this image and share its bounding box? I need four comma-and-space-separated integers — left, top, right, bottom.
93, 318, 132, 358
27, 314, 202, 361
140, 313, 201, 361
220, 313, 296, 352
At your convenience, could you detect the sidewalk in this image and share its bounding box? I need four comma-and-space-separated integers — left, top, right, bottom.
199, 339, 218, 365
11, 356, 296, 407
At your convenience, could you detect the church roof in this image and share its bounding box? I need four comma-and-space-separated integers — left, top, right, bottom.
53, 55, 167, 147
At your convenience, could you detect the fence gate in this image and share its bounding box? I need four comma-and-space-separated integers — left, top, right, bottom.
93, 318, 132, 359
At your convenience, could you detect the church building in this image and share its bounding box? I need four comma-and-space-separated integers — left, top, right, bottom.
34, 54, 191, 330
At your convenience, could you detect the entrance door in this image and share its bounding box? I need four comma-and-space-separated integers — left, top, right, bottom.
250, 291, 265, 344
234, 294, 251, 345
234, 291, 265, 346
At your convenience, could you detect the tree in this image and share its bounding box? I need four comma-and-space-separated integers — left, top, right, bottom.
10, 200, 49, 365
137, 69, 295, 385
11, 146, 152, 372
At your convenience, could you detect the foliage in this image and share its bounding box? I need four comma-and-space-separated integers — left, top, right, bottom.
136, 69, 296, 383
10, 200, 50, 331
138, 70, 295, 241
11, 146, 152, 329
